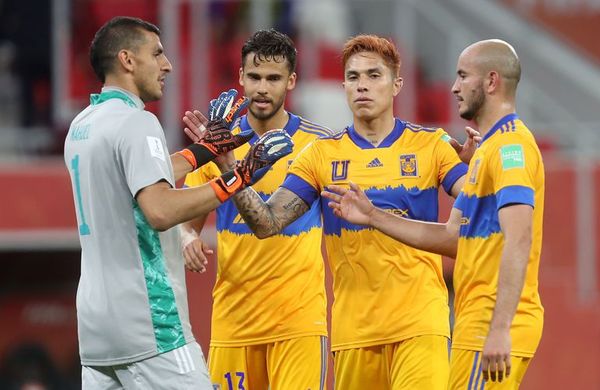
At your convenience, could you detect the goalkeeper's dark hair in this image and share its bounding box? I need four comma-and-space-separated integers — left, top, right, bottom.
90, 16, 160, 83
241, 29, 297, 73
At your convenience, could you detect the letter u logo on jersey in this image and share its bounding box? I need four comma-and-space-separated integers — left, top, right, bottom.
331, 160, 350, 181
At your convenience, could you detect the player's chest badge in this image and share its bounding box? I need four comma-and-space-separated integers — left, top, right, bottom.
399, 154, 418, 177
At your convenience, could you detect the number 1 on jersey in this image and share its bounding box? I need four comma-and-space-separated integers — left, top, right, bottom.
71, 154, 91, 236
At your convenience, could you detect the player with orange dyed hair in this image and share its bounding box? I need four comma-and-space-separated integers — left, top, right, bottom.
342, 34, 402, 78
229, 34, 476, 389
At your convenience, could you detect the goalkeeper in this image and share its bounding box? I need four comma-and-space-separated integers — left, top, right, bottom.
63, 16, 292, 390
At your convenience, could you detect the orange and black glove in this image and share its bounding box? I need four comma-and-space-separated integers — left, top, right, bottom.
177, 89, 252, 170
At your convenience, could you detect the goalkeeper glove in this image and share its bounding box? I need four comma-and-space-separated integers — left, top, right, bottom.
210, 129, 294, 202
178, 89, 252, 170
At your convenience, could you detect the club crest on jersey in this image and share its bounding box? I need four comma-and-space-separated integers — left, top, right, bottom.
331, 160, 350, 181
399, 154, 418, 177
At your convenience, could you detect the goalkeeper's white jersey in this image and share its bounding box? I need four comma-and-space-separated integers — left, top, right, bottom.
64, 86, 194, 366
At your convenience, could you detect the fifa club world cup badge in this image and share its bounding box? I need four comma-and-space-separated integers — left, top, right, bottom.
400, 154, 418, 177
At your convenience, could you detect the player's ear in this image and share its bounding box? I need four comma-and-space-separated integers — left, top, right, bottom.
287, 72, 297, 91
117, 49, 135, 73
486, 71, 500, 94
393, 75, 403, 96
238, 67, 244, 87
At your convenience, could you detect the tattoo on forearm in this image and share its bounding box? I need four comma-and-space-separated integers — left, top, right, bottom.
232, 189, 280, 236
283, 197, 303, 213
232, 188, 308, 237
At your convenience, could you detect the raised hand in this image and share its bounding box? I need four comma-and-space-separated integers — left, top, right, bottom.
178, 89, 252, 170
236, 129, 294, 185
449, 126, 482, 164
209, 129, 294, 202
182, 110, 208, 143
321, 182, 375, 226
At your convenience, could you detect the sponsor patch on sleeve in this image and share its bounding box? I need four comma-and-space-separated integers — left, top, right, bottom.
500, 144, 524, 170
147, 136, 166, 162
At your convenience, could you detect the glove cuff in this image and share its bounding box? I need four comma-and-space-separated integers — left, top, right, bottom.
209, 169, 246, 203
178, 143, 217, 170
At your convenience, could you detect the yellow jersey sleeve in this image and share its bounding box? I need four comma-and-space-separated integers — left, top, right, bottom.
282, 138, 324, 206
488, 135, 541, 209
183, 162, 220, 188
435, 130, 469, 194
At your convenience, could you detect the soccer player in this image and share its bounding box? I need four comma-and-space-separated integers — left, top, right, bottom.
228, 34, 469, 389
181, 29, 333, 390
64, 17, 292, 389
322, 39, 544, 389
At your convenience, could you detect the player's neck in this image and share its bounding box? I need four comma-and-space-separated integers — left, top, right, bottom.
353, 114, 395, 147
247, 108, 290, 137
103, 75, 139, 99
475, 101, 516, 139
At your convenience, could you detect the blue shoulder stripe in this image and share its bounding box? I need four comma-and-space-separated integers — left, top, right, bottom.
317, 127, 347, 140
404, 121, 438, 133
299, 119, 334, 135
298, 125, 332, 138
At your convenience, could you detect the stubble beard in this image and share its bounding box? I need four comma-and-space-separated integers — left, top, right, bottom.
249, 96, 285, 121
460, 86, 485, 121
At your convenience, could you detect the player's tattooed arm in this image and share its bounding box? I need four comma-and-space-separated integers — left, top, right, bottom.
232, 186, 309, 238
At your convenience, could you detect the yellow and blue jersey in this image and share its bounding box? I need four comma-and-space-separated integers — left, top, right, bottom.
282, 118, 468, 351
452, 113, 544, 357
184, 113, 334, 346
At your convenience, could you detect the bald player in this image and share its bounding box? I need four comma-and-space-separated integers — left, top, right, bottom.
322, 39, 545, 390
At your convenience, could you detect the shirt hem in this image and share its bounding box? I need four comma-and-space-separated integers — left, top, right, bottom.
450, 343, 535, 358
80, 338, 196, 367
210, 330, 328, 348
331, 330, 449, 352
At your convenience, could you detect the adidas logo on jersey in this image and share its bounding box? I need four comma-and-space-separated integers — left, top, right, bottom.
366, 157, 383, 168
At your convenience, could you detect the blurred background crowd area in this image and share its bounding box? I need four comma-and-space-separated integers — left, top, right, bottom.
0, 0, 599, 389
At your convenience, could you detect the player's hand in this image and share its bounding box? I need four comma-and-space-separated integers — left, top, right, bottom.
177, 89, 252, 170
209, 129, 294, 202
236, 129, 293, 185
321, 182, 375, 226
481, 328, 512, 383
182, 110, 208, 142
449, 126, 481, 164
182, 237, 213, 273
